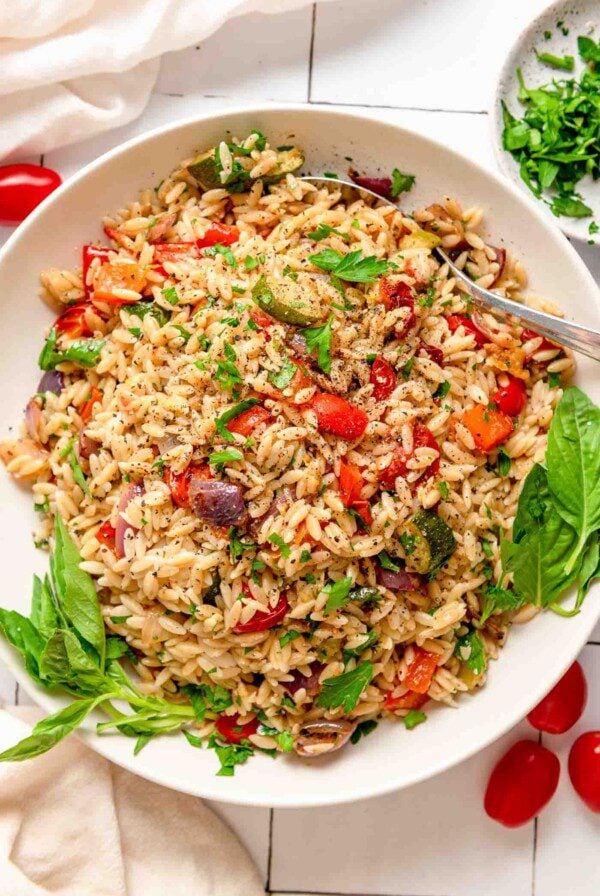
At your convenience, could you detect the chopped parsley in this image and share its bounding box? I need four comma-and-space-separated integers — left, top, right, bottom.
307, 223, 350, 242
309, 248, 391, 283
204, 243, 238, 268
268, 532, 291, 558
316, 662, 374, 712
214, 398, 261, 443
454, 630, 487, 675
279, 630, 302, 648
161, 285, 179, 306
403, 710, 427, 730
391, 167, 416, 197
323, 577, 354, 614
497, 448, 511, 477
209, 447, 243, 470
268, 359, 297, 389
350, 719, 378, 744
244, 255, 259, 271
300, 314, 334, 375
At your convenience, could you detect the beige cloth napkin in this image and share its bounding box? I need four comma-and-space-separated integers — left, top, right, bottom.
0, 707, 265, 896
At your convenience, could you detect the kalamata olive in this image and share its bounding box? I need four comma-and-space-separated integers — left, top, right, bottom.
294, 719, 357, 757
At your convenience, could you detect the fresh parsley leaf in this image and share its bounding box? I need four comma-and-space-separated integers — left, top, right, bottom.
350, 719, 378, 744
301, 314, 334, 374
309, 248, 391, 283
323, 577, 354, 614
204, 243, 238, 268
343, 629, 378, 661
497, 448, 511, 477
209, 448, 243, 470
39, 328, 105, 371
307, 223, 350, 242
268, 359, 297, 389
378, 550, 400, 571
268, 533, 291, 558
535, 50, 574, 71
437, 481, 449, 500
244, 255, 259, 271
391, 168, 415, 197
454, 630, 486, 675
479, 583, 525, 625
316, 662, 374, 713
161, 286, 179, 306
279, 630, 302, 648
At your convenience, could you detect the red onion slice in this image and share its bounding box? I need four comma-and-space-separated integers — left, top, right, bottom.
377, 565, 422, 592
489, 247, 506, 287
294, 719, 357, 757
147, 212, 177, 243
78, 430, 96, 461
37, 370, 64, 395
283, 662, 325, 697
189, 478, 247, 527
24, 399, 43, 439
349, 173, 393, 201
115, 483, 144, 558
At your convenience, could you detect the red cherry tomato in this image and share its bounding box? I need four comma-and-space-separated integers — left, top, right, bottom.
403, 646, 438, 694
370, 356, 396, 401
568, 731, 600, 813
227, 405, 271, 437
164, 462, 212, 508
215, 713, 259, 745
378, 278, 416, 335
54, 303, 93, 339
484, 740, 560, 827
339, 458, 363, 507
447, 314, 489, 348
527, 661, 587, 734
493, 376, 527, 417
233, 592, 289, 634
79, 386, 103, 425
522, 328, 558, 355
379, 424, 439, 491
0, 164, 61, 225
311, 393, 369, 440
418, 341, 444, 366
196, 222, 240, 248
96, 520, 117, 552
461, 404, 513, 452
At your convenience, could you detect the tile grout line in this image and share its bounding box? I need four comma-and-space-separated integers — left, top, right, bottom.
270, 890, 447, 896
265, 807, 274, 892
306, 3, 317, 103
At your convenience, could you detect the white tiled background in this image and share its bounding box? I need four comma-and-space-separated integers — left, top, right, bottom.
1, 1, 599, 894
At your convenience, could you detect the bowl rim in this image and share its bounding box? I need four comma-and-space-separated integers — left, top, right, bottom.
0, 102, 598, 807
488, 0, 599, 245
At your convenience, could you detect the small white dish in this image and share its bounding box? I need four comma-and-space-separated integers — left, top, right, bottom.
491, 0, 599, 245
0, 105, 599, 807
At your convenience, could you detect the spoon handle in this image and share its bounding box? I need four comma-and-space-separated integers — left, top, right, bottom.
436, 248, 600, 362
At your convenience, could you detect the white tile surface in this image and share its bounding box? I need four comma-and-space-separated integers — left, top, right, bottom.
1, 2, 599, 894
311, 0, 551, 111
271, 722, 534, 896
535, 646, 600, 896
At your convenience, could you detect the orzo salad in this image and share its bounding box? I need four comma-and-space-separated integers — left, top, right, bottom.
1, 130, 599, 776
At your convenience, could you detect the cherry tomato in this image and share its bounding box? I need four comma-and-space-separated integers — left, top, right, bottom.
165, 462, 212, 508
493, 376, 527, 417
418, 341, 444, 366
0, 164, 62, 225
54, 303, 93, 339
96, 520, 117, 552
233, 591, 289, 634
521, 328, 558, 356
227, 405, 271, 437
370, 356, 396, 401
484, 740, 560, 827
385, 689, 429, 712
79, 386, 103, 425
196, 222, 240, 248
82, 246, 110, 297
446, 314, 488, 348
568, 731, 600, 813
339, 458, 363, 506
527, 661, 587, 735
215, 713, 259, 745
249, 307, 273, 330
379, 424, 439, 491
403, 646, 438, 694
461, 404, 513, 452
311, 393, 369, 440
93, 262, 147, 304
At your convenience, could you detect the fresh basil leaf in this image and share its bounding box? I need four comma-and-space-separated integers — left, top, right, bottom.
0, 695, 109, 762
0, 608, 44, 681
30, 575, 59, 640
316, 661, 373, 712
546, 387, 600, 573
53, 516, 105, 666
39, 328, 106, 371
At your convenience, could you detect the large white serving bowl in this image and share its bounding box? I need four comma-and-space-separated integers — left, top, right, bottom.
0, 106, 598, 808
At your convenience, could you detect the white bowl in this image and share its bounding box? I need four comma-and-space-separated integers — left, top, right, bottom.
491, 0, 599, 244
0, 105, 598, 808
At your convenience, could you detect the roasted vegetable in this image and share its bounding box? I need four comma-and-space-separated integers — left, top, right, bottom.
188, 145, 304, 193
399, 229, 442, 250
252, 274, 323, 326
399, 509, 456, 576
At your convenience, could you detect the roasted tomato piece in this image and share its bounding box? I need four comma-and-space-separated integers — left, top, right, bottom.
96, 519, 117, 552
492, 376, 527, 417
385, 689, 429, 711
521, 327, 561, 359
311, 393, 369, 440
196, 222, 240, 248
403, 646, 438, 694
93, 262, 147, 303
446, 314, 488, 348
462, 404, 513, 452
165, 462, 212, 508
215, 713, 259, 744
379, 278, 416, 335
338, 459, 373, 527
380, 424, 439, 490
370, 356, 396, 401
227, 405, 271, 437
349, 172, 393, 200
54, 303, 93, 338
82, 245, 110, 297
233, 592, 289, 633
80, 386, 102, 424
418, 341, 444, 366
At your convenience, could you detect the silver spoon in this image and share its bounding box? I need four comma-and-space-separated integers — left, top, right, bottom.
300, 176, 600, 362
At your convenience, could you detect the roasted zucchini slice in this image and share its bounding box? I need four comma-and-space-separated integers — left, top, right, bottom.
262, 147, 305, 184
399, 229, 442, 250
399, 509, 456, 576
251, 274, 323, 326
188, 144, 304, 194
